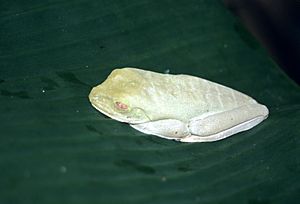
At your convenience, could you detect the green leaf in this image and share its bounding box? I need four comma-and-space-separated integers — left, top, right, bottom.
0, 0, 299, 204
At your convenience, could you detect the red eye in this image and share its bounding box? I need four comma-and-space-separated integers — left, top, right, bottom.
115, 102, 128, 110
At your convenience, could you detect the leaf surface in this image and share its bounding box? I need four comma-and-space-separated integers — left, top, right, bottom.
0, 0, 299, 203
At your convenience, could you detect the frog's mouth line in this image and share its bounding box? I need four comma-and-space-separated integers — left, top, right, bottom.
89, 95, 150, 124
90, 102, 128, 123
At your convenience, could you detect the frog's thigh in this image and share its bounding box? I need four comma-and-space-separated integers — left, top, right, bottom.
130, 119, 190, 140
184, 104, 269, 142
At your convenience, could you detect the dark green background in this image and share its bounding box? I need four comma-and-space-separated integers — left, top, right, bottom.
0, 0, 299, 203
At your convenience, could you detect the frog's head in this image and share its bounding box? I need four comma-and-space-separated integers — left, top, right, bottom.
89, 68, 150, 124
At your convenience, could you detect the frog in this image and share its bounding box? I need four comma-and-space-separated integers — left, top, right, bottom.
89, 68, 269, 142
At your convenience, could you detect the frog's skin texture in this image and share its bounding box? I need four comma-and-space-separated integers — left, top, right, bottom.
89, 68, 269, 142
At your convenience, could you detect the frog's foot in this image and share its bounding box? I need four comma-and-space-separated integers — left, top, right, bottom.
130, 119, 190, 140
180, 103, 269, 142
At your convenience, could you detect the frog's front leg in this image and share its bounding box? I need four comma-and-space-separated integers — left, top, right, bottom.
181, 103, 269, 142
130, 119, 190, 140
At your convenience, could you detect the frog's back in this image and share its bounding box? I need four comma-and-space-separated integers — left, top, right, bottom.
126, 68, 255, 121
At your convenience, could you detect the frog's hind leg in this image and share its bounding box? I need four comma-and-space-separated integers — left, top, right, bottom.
130, 119, 190, 140
181, 103, 269, 142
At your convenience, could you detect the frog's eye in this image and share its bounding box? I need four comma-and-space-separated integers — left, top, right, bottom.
115, 101, 128, 110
